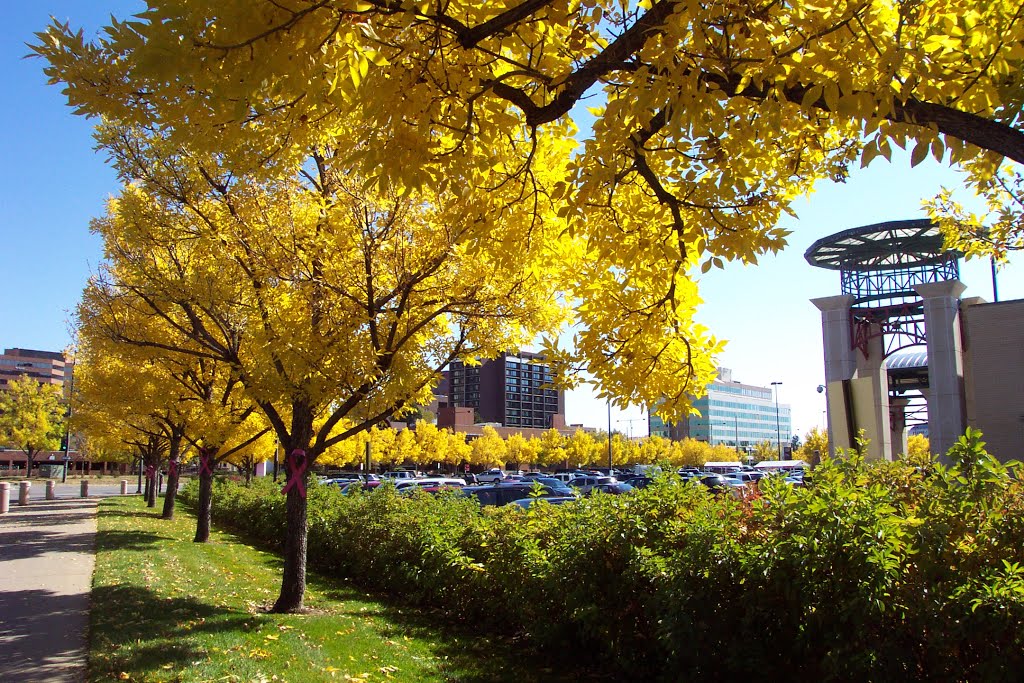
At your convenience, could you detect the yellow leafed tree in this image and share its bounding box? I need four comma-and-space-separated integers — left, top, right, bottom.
0, 375, 65, 478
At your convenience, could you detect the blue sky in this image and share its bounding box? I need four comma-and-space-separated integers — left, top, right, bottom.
3, 2, 1020, 439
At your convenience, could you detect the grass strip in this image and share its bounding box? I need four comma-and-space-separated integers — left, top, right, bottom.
90, 495, 576, 682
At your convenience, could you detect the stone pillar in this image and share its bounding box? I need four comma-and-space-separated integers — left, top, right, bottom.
46, 480, 56, 500
120, 480, 129, 495
854, 321, 893, 461
80, 480, 89, 498
812, 295, 857, 456
0, 482, 9, 513
915, 280, 968, 461
19, 481, 31, 506
889, 396, 910, 459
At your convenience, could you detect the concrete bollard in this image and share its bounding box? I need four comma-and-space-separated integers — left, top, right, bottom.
19, 481, 31, 506
120, 479, 128, 495
80, 480, 89, 498
0, 482, 9, 513
46, 480, 56, 500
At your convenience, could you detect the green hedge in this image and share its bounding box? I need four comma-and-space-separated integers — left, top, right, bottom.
181, 430, 1024, 681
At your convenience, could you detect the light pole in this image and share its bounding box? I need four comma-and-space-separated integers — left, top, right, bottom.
606, 400, 613, 473
734, 414, 739, 454
62, 362, 75, 483
771, 381, 783, 460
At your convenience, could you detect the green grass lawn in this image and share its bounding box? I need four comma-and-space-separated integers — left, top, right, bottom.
90, 496, 586, 683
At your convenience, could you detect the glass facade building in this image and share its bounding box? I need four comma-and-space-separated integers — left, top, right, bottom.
649, 368, 792, 455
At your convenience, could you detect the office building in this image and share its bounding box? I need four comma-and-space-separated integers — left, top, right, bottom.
0, 348, 69, 389
445, 351, 565, 429
649, 368, 793, 455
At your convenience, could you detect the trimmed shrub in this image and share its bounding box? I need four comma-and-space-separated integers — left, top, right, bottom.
180, 433, 1024, 681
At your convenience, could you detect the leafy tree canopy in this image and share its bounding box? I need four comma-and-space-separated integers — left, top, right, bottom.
0, 375, 65, 463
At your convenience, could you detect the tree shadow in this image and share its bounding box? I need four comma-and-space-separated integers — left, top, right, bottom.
313, 584, 610, 682
88, 583, 268, 679
100, 509, 163, 520
0, 510, 96, 525
94, 529, 169, 553
0, 529, 96, 561
0, 589, 90, 682
200, 518, 608, 681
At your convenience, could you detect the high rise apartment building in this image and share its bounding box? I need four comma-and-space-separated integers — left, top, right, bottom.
649, 368, 792, 455
446, 351, 565, 429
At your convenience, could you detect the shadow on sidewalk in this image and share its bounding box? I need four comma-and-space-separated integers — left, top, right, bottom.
0, 588, 88, 683
0, 529, 96, 561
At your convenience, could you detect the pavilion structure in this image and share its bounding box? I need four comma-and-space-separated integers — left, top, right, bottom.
805, 219, 968, 461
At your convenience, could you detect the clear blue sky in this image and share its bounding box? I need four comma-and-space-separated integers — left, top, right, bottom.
3, 2, 1020, 439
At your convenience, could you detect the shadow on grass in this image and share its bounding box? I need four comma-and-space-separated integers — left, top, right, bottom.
181, 507, 609, 682
311, 582, 609, 682
94, 528, 170, 553
89, 584, 268, 679
100, 508, 163, 520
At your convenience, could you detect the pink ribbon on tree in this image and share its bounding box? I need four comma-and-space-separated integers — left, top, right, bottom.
168, 459, 178, 478
281, 449, 309, 498
145, 465, 156, 479
198, 448, 214, 477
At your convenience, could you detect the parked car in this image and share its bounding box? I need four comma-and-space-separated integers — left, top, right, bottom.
585, 482, 635, 496
339, 480, 383, 494
462, 482, 559, 507
697, 474, 731, 493
394, 477, 467, 492
528, 477, 577, 497
510, 496, 576, 509
624, 476, 654, 489
475, 468, 507, 484
381, 470, 418, 480
570, 475, 618, 496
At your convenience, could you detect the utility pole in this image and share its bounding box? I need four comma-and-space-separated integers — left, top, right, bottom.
771, 381, 783, 460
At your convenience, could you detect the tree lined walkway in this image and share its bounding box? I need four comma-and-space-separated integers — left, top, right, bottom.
0, 497, 96, 682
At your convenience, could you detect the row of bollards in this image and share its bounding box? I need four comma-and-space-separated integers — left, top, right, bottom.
0, 479, 130, 513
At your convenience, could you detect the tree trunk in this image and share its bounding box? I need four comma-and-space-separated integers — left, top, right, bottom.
25, 452, 35, 478
146, 474, 157, 507
161, 430, 184, 519
272, 482, 309, 613
194, 468, 214, 543
161, 467, 179, 519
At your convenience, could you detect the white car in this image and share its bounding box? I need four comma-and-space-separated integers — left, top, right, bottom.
394, 477, 466, 491
475, 468, 506, 484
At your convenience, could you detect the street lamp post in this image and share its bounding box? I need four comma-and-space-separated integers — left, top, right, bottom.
771, 381, 783, 460
606, 400, 613, 473
62, 366, 75, 483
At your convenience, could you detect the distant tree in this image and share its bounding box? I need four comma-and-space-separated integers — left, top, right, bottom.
565, 429, 597, 467
753, 440, 778, 461
537, 429, 568, 468
798, 427, 829, 466
505, 433, 540, 471
471, 426, 507, 469
0, 375, 65, 477
907, 434, 931, 463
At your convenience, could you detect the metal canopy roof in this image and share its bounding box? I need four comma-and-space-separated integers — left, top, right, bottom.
885, 349, 928, 370
804, 219, 957, 272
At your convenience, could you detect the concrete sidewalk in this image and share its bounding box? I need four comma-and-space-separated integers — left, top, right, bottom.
0, 497, 96, 682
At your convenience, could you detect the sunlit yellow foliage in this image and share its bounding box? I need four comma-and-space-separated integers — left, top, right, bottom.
536, 429, 568, 468
907, 433, 931, 461
470, 426, 507, 468
0, 374, 65, 470
796, 426, 830, 465
504, 433, 541, 469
